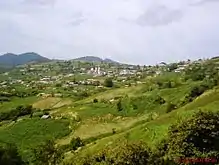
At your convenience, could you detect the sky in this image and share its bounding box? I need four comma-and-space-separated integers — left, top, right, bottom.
0, 0, 219, 65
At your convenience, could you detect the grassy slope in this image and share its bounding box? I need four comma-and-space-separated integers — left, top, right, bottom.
32, 97, 72, 109
0, 96, 38, 112
74, 87, 219, 158
62, 82, 219, 161
0, 118, 71, 160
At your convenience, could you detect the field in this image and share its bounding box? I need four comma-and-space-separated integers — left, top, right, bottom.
0, 118, 71, 160
0, 96, 38, 112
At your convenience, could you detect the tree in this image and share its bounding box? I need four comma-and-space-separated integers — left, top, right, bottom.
164, 111, 219, 160
32, 140, 63, 165
104, 78, 114, 87
117, 99, 123, 112
0, 143, 25, 165
70, 137, 84, 151
71, 141, 152, 165
93, 98, 98, 103
168, 63, 178, 72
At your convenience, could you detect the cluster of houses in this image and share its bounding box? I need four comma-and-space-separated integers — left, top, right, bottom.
0, 59, 208, 94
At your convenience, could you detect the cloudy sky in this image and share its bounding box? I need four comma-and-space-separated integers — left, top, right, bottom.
0, 0, 219, 65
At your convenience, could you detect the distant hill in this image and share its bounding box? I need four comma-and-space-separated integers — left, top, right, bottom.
73, 56, 119, 64
0, 52, 51, 68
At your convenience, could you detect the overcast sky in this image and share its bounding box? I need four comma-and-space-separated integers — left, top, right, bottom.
0, 0, 219, 65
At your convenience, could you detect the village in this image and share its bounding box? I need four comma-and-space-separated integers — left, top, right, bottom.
0, 59, 204, 95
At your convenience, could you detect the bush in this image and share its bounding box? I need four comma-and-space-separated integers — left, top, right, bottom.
161, 111, 219, 161
70, 141, 152, 165
0, 143, 25, 165
70, 137, 84, 151
32, 112, 44, 118
93, 98, 98, 103
112, 128, 116, 134
32, 140, 64, 165
104, 78, 114, 87
154, 95, 166, 105
117, 99, 123, 112
0, 105, 34, 122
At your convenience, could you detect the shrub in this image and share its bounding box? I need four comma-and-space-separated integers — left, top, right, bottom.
112, 128, 116, 134
0, 143, 25, 165
70, 137, 84, 151
32, 112, 44, 118
117, 99, 123, 112
104, 78, 114, 87
162, 111, 219, 160
32, 139, 64, 165
0, 105, 34, 122
70, 141, 152, 165
93, 98, 98, 103
154, 95, 166, 105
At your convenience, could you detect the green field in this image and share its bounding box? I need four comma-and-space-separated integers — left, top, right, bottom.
0, 118, 71, 160
0, 96, 38, 112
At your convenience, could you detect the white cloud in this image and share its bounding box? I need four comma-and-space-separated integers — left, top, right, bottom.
0, 0, 219, 64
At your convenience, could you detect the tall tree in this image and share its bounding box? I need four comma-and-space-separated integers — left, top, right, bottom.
32, 140, 64, 165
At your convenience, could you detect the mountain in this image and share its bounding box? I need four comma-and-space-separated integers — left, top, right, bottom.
73, 56, 119, 64
103, 58, 119, 64
0, 52, 51, 67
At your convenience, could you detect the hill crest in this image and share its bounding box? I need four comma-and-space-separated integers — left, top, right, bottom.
73, 56, 119, 64
0, 52, 50, 67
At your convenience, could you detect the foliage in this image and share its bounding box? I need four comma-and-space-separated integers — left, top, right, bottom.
70, 137, 84, 151
70, 141, 152, 165
32, 139, 64, 165
0, 105, 34, 122
93, 98, 98, 103
185, 61, 219, 82
0, 143, 26, 165
160, 111, 219, 162
168, 63, 178, 72
104, 78, 114, 87
180, 83, 210, 106
117, 99, 123, 112
0, 119, 70, 161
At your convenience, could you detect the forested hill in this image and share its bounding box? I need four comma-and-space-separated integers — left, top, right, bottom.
0, 52, 50, 68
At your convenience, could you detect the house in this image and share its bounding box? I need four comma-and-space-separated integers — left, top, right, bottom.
158, 62, 167, 67
41, 115, 51, 119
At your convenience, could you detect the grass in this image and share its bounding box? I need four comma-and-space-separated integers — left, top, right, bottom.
0, 118, 71, 161
33, 97, 72, 110
0, 96, 38, 112
64, 86, 219, 160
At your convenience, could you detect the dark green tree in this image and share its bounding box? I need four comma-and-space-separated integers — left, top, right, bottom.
104, 78, 114, 87
165, 111, 219, 160
32, 140, 64, 165
70, 137, 84, 151
117, 99, 123, 112
168, 63, 178, 72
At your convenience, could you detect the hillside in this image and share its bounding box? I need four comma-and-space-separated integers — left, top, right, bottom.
0, 52, 50, 68
73, 56, 119, 64
1, 57, 219, 164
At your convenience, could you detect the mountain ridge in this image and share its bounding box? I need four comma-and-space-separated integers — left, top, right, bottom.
0, 52, 51, 67
73, 56, 120, 64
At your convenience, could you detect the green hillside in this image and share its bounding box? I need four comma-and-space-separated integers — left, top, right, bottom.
1, 58, 219, 164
